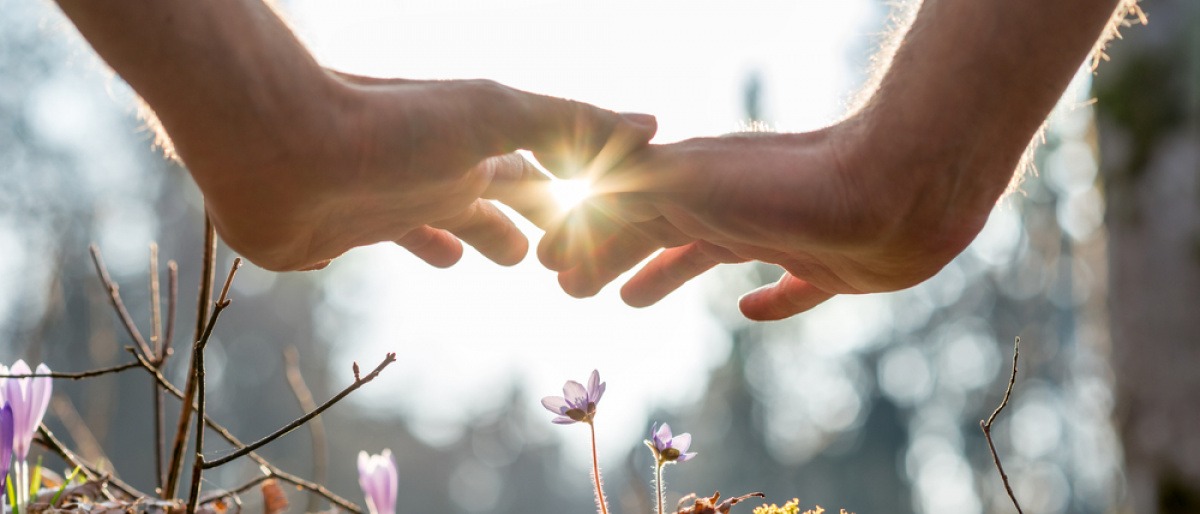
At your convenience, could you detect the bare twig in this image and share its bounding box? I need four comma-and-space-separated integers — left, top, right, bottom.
202, 353, 397, 469
283, 347, 328, 513
0, 361, 140, 379
164, 260, 179, 359
980, 337, 1023, 514
88, 244, 154, 360
186, 259, 242, 511
165, 217, 219, 499
128, 348, 363, 513
150, 244, 165, 495
150, 243, 163, 356
157, 260, 179, 492
35, 425, 144, 501
199, 474, 273, 505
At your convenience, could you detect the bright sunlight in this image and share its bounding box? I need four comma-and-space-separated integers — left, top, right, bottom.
548, 178, 594, 211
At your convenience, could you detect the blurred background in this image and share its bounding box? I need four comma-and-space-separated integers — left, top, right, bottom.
0, 0, 1197, 513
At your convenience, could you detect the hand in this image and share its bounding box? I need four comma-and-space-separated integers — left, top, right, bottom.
51, 0, 656, 272
537, 119, 995, 320
183, 73, 656, 271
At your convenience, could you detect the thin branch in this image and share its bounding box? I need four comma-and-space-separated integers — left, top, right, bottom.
165, 217, 219, 499
88, 244, 154, 360
150, 244, 165, 495
128, 349, 363, 513
980, 337, 1023, 514
202, 353, 397, 469
35, 425, 144, 501
283, 347, 327, 513
163, 260, 179, 359
150, 243, 163, 356
0, 361, 140, 379
188, 258, 242, 512
186, 319, 211, 513
199, 474, 273, 506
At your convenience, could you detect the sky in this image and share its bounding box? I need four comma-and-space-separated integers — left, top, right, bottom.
282, 0, 881, 462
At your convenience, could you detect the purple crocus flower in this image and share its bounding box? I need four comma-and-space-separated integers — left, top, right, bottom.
357, 449, 397, 514
0, 404, 12, 499
5, 360, 52, 461
541, 370, 605, 425
649, 423, 696, 463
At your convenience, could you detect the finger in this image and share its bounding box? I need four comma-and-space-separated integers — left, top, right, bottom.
460, 81, 657, 174
537, 112, 658, 180
554, 215, 695, 297
299, 259, 333, 272
620, 241, 746, 308
395, 226, 464, 268
738, 273, 836, 321
476, 153, 560, 229
537, 201, 627, 271
434, 199, 529, 266
557, 231, 661, 298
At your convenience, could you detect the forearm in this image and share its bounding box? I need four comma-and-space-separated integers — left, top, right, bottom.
856, 0, 1122, 223
53, 0, 345, 174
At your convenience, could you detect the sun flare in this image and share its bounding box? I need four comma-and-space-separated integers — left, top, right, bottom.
548, 178, 594, 211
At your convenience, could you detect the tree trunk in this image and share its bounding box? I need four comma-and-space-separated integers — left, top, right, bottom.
1095, 2, 1200, 513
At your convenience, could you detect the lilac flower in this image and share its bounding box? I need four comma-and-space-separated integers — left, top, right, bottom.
541, 369, 605, 425
648, 423, 696, 464
5, 360, 52, 461
357, 449, 397, 514
0, 404, 12, 501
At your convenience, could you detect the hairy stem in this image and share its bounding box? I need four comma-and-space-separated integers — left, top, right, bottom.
588, 422, 609, 514
655, 462, 665, 514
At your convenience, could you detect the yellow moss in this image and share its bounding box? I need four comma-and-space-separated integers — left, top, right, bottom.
753, 499, 853, 514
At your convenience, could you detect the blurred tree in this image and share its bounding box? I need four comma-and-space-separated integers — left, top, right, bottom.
1094, 2, 1200, 512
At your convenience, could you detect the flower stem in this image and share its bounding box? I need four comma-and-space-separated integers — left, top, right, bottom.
654, 462, 665, 514
588, 422, 609, 514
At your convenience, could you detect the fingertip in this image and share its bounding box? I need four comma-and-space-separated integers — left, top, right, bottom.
491, 237, 530, 267
736, 275, 835, 321
619, 282, 660, 308
299, 259, 333, 272
620, 112, 658, 136
558, 271, 601, 299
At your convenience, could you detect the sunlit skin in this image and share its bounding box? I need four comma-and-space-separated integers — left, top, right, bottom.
52, 0, 656, 272
515, 0, 1127, 320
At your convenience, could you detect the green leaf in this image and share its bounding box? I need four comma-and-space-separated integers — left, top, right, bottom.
49, 467, 81, 507
29, 457, 42, 498
7, 474, 18, 514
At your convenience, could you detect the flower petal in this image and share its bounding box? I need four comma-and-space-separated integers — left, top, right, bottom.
654, 423, 673, 449
671, 432, 692, 454
541, 396, 570, 414
677, 452, 698, 462
31, 363, 52, 433
562, 380, 588, 406
551, 416, 577, 425
590, 381, 606, 405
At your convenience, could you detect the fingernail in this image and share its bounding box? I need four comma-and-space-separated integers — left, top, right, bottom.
620, 112, 657, 129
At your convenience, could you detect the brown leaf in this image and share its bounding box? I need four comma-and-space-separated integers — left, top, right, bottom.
261, 478, 289, 514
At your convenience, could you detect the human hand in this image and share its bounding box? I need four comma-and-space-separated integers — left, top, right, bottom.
536, 120, 997, 320
184, 72, 656, 271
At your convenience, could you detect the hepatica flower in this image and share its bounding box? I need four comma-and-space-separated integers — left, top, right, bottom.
645, 423, 697, 514
357, 449, 397, 514
542, 370, 611, 514
648, 423, 697, 464
541, 369, 605, 425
